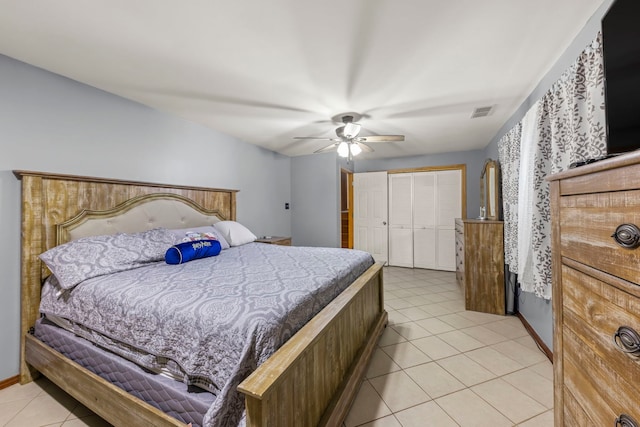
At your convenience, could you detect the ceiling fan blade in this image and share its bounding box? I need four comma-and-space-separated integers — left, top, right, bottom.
294, 136, 336, 141
356, 142, 374, 152
355, 135, 405, 143
314, 143, 339, 153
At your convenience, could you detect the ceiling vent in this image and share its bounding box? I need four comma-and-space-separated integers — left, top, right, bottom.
471, 105, 494, 118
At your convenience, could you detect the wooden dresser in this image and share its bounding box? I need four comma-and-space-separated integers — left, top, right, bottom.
455, 218, 505, 315
549, 152, 640, 427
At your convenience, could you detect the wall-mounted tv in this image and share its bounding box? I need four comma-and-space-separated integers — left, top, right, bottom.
602, 0, 640, 155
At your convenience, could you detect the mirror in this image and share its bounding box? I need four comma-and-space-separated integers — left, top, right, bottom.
480, 159, 500, 220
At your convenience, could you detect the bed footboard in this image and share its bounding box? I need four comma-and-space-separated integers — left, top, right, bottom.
238, 262, 386, 427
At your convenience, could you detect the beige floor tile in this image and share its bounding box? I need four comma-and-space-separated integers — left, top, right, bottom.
344, 381, 392, 427
460, 325, 509, 346
381, 342, 431, 369
387, 310, 412, 325
395, 306, 432, 321
483, 319, 529, 339
465, 347, 524, 376
411, 336, 460, 360
436, 330, 485, 352
414, 318, 456, 335
367, 348, 402, 379
437, 354, 496, 387
369, 371, 430, 413
491, 340, 548, 366
529, 360, 553, 381
391, 289, 418, 299
68, 402, 95, 419
515, 333, 539, 349
61, 415, 112, 426
422, 293, 449, 303
471, 378, 547, 423
438, 313, 479, 329
458, 310, 506, 324
404, 362, 465, 399
0, 398, 33, 425
0, 384, 34, 406
436, 389, 512, 427
394, 401, 458, 427
386, 298, 415, 310
438, 291, 463, 301
7, 392, 75, 426
390, 322, 431, 341
503, 368, 554, 409
357, 415, 402, 427
517, 409, 554, 426
378, 327, 408, 347
438, 300, 465, 312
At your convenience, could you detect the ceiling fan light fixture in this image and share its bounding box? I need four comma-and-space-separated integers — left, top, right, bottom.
350, 142, 362, 156
343, 122, 361, 139
337, 141, 349, 157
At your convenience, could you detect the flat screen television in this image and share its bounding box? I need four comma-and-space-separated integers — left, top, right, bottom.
602, 0, 640, 155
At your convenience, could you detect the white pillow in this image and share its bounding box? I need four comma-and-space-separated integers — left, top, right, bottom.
213, 221, 257, 247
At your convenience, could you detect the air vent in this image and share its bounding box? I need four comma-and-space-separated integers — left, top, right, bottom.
471, 105, 494, 118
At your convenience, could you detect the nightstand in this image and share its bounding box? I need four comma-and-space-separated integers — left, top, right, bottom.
255, 236, 291, 246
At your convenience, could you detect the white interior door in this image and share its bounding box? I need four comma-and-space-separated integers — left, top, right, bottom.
353, 171, 388, 263
388, 173, 413, 267
435, 170, 462, 271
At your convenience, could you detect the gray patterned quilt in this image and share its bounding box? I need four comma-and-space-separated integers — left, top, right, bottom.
39, 242, 374, 427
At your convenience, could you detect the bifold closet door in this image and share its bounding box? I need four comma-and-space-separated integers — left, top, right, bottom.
388, 173, 413, 267
435, 170, 462, 271
413, 172, 436, 269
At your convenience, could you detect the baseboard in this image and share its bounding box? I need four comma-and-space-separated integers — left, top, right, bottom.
516, 313, 553, 363
0, 375, 19, 390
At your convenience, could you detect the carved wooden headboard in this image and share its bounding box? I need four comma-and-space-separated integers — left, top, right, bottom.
13, 170, 238, 382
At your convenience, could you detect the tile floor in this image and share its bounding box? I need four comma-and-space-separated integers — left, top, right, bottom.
0, 267, 553, 426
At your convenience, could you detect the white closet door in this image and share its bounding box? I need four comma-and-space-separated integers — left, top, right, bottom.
388, 173, 413, 267
353, 171, 388, 263
413, 172, 436, 269
435, 170, 462, 271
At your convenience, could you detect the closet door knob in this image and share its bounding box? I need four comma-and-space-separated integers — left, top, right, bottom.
612, 224, 640, 249
615, 414, 638, 427
613, 326, 640, 356
383, 221, 387, 225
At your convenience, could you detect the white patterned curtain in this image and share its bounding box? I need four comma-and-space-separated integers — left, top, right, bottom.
498, 32, 607, 299
497, 123, 521, 272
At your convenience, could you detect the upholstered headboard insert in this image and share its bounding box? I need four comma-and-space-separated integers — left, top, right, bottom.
58, 193, 225, 244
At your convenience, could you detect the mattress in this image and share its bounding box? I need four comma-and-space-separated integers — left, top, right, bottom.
34, 317, 215, 427
39, 242, 374, 427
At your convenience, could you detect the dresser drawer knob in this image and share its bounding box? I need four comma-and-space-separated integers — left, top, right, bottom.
613, 326, 640, 356
612, 224, 640, 249
615, 414, 638, 427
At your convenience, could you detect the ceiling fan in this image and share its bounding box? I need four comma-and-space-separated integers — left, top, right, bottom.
294, 112, 405, 160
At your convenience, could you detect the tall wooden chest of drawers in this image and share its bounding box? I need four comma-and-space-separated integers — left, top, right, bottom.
549, 152, 640, 427
455, 218, 505, 315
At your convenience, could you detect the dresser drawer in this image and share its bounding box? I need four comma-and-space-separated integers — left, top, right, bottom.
560, 190, 640, 283
561, 265, 640, 425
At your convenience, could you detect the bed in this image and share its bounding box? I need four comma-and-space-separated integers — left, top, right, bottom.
14, 170, 387, 427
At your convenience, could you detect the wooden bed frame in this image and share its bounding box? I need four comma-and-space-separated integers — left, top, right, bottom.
14, 170, 387, 427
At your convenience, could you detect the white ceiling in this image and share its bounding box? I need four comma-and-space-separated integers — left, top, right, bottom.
0, 0, 605, 159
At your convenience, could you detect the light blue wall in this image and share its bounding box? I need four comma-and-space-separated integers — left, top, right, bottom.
484, 0, 616, 350
0, 54, 291, 381
354, 150, 486, 220
291, 153, 344, 247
